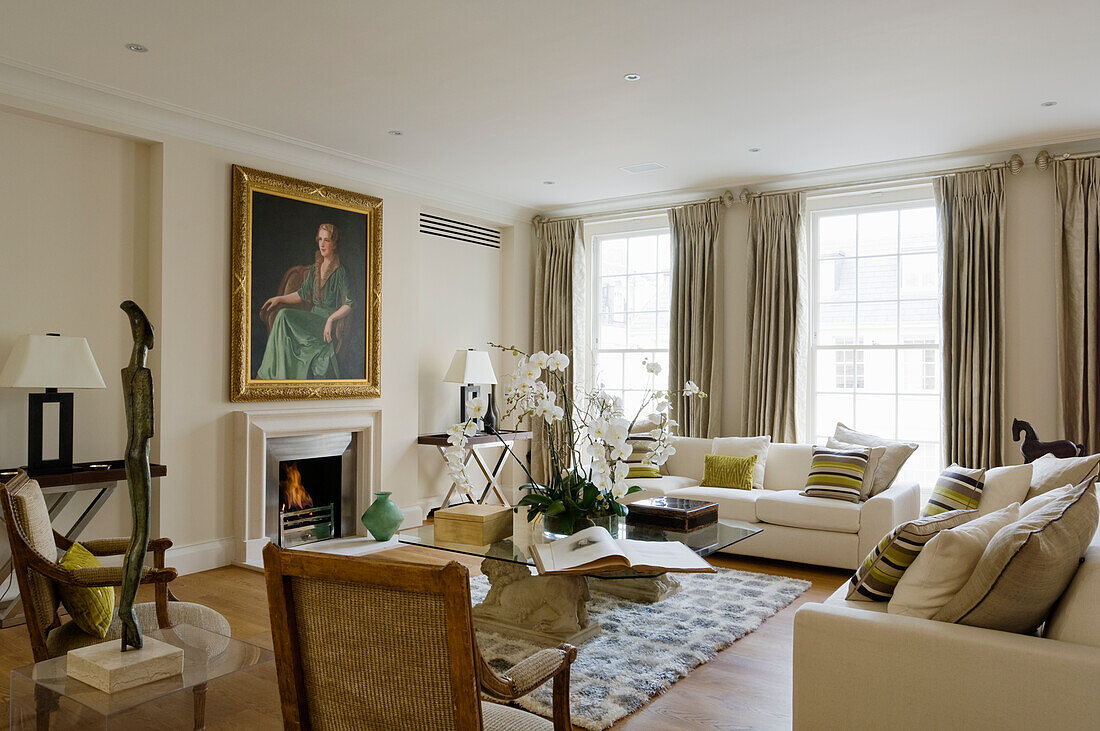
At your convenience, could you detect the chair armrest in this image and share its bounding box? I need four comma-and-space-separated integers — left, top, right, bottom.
68, 565, 178, 588
858, 480, 921, 560
480, 644, 577, 700
55, 535, 173, 556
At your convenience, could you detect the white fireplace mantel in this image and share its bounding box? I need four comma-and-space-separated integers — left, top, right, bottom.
233, 406, 383, 568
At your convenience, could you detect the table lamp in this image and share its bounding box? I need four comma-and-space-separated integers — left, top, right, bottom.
0, 333, 106, 475
443, 349, 497, 426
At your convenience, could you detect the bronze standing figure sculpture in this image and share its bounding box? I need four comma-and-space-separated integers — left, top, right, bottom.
119, 300, 155, 651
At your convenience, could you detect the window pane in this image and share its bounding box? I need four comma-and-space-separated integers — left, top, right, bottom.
623, 352, 652, 390
657, 272, 671, 310
855, 394, 897, 439
816, 393, 854, 436
818, 214, 856, 258
858, 255, 898, 300
653, 351, 669, 392
858, 300, 897, 345
818, 257, 856, 302
600, 275, 627, 314
817, 349, 852, 392
621, 391, 646, 419
899, 299, 939, 342
818, 302, 856, 344
626, 311, 657, 349
657, 234, 671, 272
858, 349, 896, 393
656, 315, 669, 350
900, 253, 938, 299
898, 395, 940, 442
600, 238, 628, 276
900, 207, 936, 253
898, 441, 940, 487
900, 348, 940, 393
858, 210, 898, 256
593, 352, 624, 391
627, 235, 658, 274
629, 274, 657, 311
599, 313, 626, 348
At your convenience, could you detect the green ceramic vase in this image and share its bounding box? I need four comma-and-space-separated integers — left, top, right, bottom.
361, 491, 403, 542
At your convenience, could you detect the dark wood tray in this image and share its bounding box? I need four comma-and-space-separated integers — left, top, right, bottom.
626, 496, 719, 531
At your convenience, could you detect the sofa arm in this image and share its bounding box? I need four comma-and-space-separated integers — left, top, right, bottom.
793, 602, 1100, 730
858, 480, 920, 560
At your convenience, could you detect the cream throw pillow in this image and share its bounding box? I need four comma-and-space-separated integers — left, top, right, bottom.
1027, 453, 1100, 499
832, 423, 918, 496
826, 438, 886, 501
711, 436, 770, 490
977, 464, 1033, 516
1019, 483, 1074, 519
889, 503, 1020, 619
933, 478, 1098, 633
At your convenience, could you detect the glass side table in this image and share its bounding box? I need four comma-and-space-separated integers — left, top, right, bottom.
9, 624, 274, 729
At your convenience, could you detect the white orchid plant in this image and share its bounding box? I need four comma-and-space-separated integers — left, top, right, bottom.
443, 343, 707, 534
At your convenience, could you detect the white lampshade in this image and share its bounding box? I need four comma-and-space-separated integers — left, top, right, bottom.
443, 349, 497, 385
0, 334, 106, 389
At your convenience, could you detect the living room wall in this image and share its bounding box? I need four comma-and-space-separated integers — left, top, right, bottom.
0, 99, 533, 574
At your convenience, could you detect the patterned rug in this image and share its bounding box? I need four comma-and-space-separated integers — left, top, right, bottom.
471, 567, 811, 730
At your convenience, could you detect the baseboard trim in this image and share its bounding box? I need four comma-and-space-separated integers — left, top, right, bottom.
166, 538, 235, 576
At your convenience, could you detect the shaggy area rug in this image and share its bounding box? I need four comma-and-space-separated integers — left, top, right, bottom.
471, 567, 811, 730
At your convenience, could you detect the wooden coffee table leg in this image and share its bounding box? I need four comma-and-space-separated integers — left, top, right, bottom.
472, 558, 600, 645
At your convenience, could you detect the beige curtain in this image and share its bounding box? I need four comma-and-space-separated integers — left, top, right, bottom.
531, 217, 581, 484
669, 200, 723, 437
1054, 157, 1100, 453
935, 169, 1006, 468
742, 192, 804, 441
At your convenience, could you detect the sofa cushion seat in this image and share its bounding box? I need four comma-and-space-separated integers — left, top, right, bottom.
664, 486, 763, 523
623, 475, 701, 497
823, 583, 889, 613
755, 490, 862, 533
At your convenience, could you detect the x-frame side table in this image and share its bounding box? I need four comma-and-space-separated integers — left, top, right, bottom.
418, 430, 532, 516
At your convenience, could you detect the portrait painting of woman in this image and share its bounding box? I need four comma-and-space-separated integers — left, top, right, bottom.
230, 165, 382, 401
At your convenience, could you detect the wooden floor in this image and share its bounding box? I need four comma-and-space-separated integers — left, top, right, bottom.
0, 548, 847, 730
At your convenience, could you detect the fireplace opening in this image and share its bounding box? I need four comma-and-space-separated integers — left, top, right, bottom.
279, 457, 341, 548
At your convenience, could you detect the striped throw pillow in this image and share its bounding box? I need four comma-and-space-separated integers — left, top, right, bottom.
847, 509, 977, 601
702, 454, 757, 489
922, 464, 986, 517
801, 446, 871, 503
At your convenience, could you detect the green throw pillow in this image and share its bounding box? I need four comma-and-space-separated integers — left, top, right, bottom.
57, 542, 115, 638
702, 454, 757, 489
627, 464, 661, 479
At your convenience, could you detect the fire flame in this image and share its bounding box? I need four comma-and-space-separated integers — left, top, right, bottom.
281, 462, 314, 511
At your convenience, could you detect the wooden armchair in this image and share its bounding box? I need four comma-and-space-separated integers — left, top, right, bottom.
260, 264, 349, 355
0, 471, 229, 662
263, 542, 577, 730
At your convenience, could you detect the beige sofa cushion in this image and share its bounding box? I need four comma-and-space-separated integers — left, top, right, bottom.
623, 475, 701, 495
711, 436, 770, 489
1027, 453, 1100, 499
934, 478, 1098, 633
833, 423, 918, 497
1046, 541, 1100, 648
755, 490, 862, 533
663, 437, 712, 482
978, 464, 1033, 516
762, 443, 813, 492
665, 486, 762, 523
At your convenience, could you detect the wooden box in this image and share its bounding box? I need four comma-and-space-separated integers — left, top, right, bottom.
626, 497, 719, 531
433, 504, 513, 545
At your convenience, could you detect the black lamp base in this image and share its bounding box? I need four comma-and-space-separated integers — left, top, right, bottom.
27, 390, 74, 476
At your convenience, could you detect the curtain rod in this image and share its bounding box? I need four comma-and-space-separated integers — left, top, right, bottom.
1035, 149, 1100, 170
532, 192, 735, 226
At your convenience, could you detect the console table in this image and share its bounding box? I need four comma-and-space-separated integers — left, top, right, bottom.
418, 430, 531, 514
0, 461, 167, 628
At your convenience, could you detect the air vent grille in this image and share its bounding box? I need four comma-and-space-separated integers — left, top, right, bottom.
419, 213, 501, 249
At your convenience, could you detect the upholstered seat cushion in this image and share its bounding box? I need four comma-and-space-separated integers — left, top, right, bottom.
622, 475, 701, 497
665, 486, 763, 522
755, 491, 862, 533
46, 600, 230, 658
482, 702, 552, 730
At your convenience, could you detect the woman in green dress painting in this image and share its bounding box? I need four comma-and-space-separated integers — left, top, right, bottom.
257, 223, 353, 379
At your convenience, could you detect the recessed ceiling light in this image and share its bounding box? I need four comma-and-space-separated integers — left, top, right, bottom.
125, 43, 148, 53
623, 73, 641, 82
1041, 101, 1058, 107
620, 162, 666, 174
869, 191, 884, 198
387, 129, 404, 136
748, 147, 761, 153
543, 181, 556, 185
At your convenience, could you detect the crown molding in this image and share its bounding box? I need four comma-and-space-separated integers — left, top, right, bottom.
0, 57, 536, 226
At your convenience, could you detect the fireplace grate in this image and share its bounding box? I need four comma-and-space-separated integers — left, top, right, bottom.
279, 503, 334, 548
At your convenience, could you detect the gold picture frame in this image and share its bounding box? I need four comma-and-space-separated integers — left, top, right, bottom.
230, 165, 382, 401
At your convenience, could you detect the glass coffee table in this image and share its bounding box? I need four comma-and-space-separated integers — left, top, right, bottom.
399, 513, 761, 645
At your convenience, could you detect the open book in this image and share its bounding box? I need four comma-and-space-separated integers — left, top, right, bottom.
530, 526, 716, 576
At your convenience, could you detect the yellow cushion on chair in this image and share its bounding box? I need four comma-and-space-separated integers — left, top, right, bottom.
57, 543, 115, 638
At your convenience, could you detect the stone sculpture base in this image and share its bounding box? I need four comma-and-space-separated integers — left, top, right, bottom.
67, 637, 184, 693
589, 573, 682, 602
472, 558, 600, 644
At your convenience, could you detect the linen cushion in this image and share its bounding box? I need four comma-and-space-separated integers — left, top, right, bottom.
627, 464, 661, 479
933, 478, 1099, 633
827, 437, 886, 501
846, 509, 976, 601
663, 437, 712, 481
1018, 483, 1074, 519
762, 443, 814, 491
833, 423, 918, 496
702, 454, 756, 490
1045, 542, 1100, 648
802, 446, 871, 503
8, 479, 61, 631
483, 702, 553, 731
1026, 453, 1100, 499
56, 542, 115, 638
889, 504, 1020, 618
665, 486, 762, 522
755, 490, 861, 532
922, 464, 985, 516
977, 464, 1033, 516
622, 475, 701, 497
711, 435, 770, 489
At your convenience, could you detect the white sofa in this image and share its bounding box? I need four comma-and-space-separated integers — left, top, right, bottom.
792, 532, 1100, 729
624, 437, 921, 570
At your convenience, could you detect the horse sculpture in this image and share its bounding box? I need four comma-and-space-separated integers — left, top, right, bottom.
1011, 418, 1085, 463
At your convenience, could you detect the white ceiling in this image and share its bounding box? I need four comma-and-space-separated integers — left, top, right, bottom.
1, 1, 1098, 212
